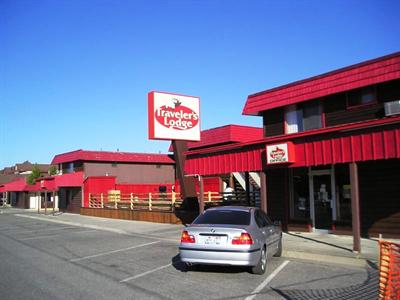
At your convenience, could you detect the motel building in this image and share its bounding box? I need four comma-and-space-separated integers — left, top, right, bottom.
183, 52, 400, 242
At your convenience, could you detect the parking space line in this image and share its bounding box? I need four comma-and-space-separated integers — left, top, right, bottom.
120, 263, 172, 283
15, 214, 179, 243
19, 230, 98, 241
245, 260, 290, 300
72, 230, 97, 234
70, 241, 160, 262
7, 226, 76, 235
19, 235, 57, 241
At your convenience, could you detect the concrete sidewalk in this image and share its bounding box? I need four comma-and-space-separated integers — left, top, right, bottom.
5, 208, 394, 267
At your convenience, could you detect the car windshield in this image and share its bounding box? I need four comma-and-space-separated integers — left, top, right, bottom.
193, 210, 251, 225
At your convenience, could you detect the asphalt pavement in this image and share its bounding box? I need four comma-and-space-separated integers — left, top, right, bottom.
0, 208, 382, 300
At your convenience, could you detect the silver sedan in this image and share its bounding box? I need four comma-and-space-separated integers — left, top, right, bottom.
179, 206, 282, 274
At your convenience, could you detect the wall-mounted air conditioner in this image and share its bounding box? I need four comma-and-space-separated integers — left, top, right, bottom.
384, 100, 400, 116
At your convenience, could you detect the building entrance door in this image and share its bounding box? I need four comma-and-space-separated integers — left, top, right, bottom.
309, 168, 336, 231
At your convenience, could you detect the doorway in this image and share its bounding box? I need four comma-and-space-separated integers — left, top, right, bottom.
309, 168, 336, 231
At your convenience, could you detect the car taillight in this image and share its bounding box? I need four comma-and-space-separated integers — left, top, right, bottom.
232, 232, 253, 245
181, 230, 196, 243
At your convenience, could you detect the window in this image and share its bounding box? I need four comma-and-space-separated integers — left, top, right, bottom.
347, 86, 376, 107
67, 162, 74, 173
193, 210, 251, 225
285, 100, 322, 133
255, 210, 270, 228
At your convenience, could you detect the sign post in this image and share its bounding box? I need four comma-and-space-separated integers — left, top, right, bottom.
148, 91, 201, 211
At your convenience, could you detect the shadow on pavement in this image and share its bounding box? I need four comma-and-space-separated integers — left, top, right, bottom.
286, 232, 353, 253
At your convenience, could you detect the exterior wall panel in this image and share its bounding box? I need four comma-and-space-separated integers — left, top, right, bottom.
84, 162, 175, 184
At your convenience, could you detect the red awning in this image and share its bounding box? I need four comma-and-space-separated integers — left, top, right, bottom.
185, 121, 400, 175
55, 172, 84, 187
2, 178, 28, 192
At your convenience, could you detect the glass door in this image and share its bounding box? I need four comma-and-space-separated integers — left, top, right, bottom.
309, 167, 336, 231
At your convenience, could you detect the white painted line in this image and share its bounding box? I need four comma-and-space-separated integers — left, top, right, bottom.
15, 214, 179, 243
7, 226, 76, 235
245, 260, 290, 300
19, 235, 57, 241
19, 230, 98, 241
72, 230, 97, 234
120, 263, 172, 283
70, 241, 160, 262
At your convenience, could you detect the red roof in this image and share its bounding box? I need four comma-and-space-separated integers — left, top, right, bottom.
168, 125, 263, 151
2, 178, 29, 192
51, 150, 174, 165
243, 52, 400, 115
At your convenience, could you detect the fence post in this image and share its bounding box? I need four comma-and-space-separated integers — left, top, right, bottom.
130, 193, 133, 210
149, 193, 152, 211
100, 193, 104, 208
171, 192, 176, 211
88, 193, 91, 208
208, 191, 211, 202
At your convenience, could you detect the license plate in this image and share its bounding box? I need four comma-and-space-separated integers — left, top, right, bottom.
204, 236, 223, 245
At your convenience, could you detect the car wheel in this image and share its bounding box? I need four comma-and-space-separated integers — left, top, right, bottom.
185, 263, 199, 271
251, 246, 267, 275
274, 238, 282, 257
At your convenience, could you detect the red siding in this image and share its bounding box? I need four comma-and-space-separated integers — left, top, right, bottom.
185, 127, 400, 175
83, 176, 116, 207
243, 52, 400, 115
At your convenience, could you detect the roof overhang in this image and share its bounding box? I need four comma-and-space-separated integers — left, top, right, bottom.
243, 52, 400, 116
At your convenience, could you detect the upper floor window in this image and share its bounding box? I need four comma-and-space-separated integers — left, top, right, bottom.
67, 162, 74, 173
285, 100, 322, 134
347, 86, 376, 108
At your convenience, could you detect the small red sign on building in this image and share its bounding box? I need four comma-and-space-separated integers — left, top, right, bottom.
266, 142, 295, 165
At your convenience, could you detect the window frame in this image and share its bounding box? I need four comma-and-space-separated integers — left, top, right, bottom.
346, 85, 378, 110
284, 100, 324, 134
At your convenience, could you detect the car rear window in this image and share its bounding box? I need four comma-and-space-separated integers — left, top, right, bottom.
193, 210, 250, 225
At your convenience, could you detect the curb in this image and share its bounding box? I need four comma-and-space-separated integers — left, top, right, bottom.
282, 250, 374, 267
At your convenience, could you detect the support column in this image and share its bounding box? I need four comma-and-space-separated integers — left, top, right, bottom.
52, 191, 56, 216
172, 141, 198, 211
44, 192, 48, 215
245, 172, 250, 206
260, 171, 267, 213
199, 176, 204, 214
349, 162, 361, 253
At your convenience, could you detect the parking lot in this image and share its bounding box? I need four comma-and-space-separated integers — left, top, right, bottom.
0, 210, 378, 300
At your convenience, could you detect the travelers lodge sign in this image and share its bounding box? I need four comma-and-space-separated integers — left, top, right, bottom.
148, 91, 200, 141
266, 142, 295, 165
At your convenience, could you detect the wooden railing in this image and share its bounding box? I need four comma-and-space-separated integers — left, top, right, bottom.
88, 191, 261, 212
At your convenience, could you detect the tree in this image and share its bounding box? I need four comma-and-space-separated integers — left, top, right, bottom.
27, 165, 41, 185
49, 165, 58, 176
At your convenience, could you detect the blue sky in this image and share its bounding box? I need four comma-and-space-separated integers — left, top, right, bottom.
1, 0, 399, 169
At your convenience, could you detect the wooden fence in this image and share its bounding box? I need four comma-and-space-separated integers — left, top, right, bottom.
88, 190, 260, 212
